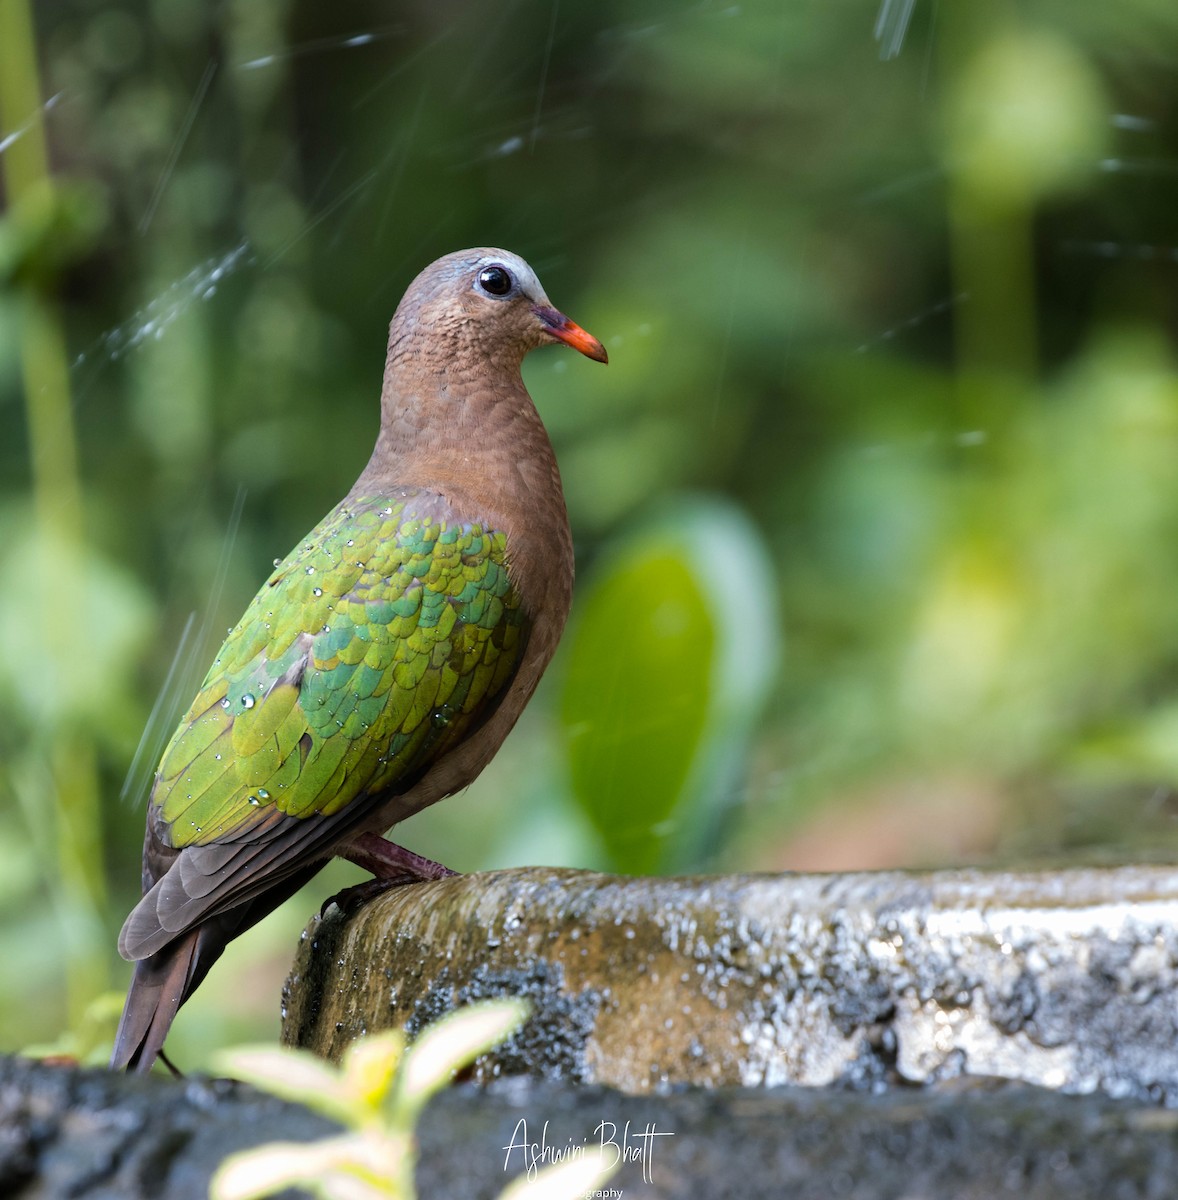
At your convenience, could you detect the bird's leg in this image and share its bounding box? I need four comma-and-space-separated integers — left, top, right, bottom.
323, 832, 459, 915
158, 1048, 184, 1078
343, 831, 458, 881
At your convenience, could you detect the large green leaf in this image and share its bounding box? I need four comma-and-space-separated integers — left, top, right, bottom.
560, 496, 779, 874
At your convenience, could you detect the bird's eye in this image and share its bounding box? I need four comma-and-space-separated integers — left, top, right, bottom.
477, 265, 514, 297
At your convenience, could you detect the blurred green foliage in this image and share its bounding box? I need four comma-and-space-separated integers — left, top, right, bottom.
565, 543, 718, 875
562, 500, 778, 873
3, 0, 1178, 1062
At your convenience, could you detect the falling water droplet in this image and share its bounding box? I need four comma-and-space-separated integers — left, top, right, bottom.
274, 558, 282, 567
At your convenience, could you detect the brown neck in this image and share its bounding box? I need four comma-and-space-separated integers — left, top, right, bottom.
349, 363, 573, 623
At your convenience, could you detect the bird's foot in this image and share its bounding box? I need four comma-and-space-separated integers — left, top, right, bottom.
343, 831, 459, 881
322, 833, 459, 916
322, 876, 414, 916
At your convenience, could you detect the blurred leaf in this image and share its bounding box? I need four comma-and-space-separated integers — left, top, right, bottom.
211, 1133, 403, 1200
561, 496, 779, 873
0, 523, 156, 733
212, 1002, 534, 1200
344, 1034, 407, 1117
562, 545, 713, 873
1072, 704, 1178, 788
213, 1042, 365, 1127
945, 27, 1107, 206
393, 999, 528, 1116
0, 813, 39, 903
498, 1148, 618, 1200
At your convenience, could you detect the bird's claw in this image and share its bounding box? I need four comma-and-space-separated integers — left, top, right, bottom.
321, 870, 451, 918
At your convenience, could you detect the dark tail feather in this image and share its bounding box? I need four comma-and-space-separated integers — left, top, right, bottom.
109, 921, 237, 1073
109, 928, 206, 1073
110, 862, 326, 1072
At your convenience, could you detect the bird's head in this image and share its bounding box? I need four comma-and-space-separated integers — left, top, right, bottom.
388, 247, 608, 372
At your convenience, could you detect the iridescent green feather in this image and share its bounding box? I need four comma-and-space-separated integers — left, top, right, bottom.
154, 494, 526, 847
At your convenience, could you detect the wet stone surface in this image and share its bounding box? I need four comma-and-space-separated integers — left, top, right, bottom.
283, 865, 1178, 1101
8, 1055, 1178, 1199
0, 1054, 336, 1200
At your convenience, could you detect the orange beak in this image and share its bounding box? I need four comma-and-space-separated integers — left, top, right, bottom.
533, 305, 609, 363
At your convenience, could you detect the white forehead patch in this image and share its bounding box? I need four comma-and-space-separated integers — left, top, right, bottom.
472, 250, 547, 304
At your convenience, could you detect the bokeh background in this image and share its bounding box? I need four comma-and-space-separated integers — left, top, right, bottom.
3, 0, 1178, 1065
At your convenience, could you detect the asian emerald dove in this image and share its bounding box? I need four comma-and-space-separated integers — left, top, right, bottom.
110, 248, 607, 1072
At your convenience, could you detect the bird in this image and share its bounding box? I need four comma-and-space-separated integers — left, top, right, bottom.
110, 248, 607, 1073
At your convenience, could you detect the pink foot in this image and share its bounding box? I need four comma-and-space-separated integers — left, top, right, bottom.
323, 833, 459, 915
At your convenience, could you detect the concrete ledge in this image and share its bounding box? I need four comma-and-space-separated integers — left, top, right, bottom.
282, 864, 1178, 1100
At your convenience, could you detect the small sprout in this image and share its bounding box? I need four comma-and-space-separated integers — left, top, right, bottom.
209, 1001, 614, 1200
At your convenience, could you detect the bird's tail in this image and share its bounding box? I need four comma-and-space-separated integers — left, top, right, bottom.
109, 928, 206, 1073
110, 862, 325, 1072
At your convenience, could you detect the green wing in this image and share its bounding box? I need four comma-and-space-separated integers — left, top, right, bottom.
153, 493, 526, 849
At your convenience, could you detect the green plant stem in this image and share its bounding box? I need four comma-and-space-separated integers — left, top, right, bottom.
941, 2, 1038, 469
0, 0, 109, 1022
